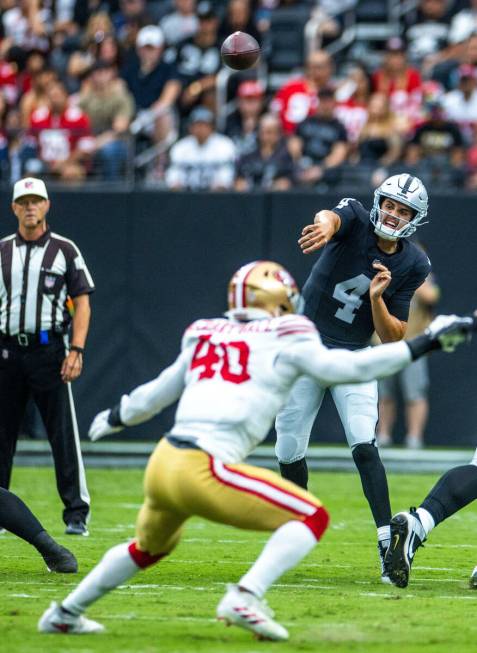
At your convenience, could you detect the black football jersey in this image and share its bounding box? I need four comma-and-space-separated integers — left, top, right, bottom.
302, 198, 431, 350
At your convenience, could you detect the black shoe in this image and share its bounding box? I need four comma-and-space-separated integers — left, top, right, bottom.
385, 509, 426, 588
33, 531, 78, 573
65, 520, 89, 536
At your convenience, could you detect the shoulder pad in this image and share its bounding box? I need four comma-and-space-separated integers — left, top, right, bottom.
272, 315, 319, 340
181, 318, 226, 350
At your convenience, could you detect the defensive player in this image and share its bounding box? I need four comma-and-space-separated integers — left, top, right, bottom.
0, 487, 77, 572
385, 440, 477, 588
38, 261, 472, 640
275, 173, 431, 580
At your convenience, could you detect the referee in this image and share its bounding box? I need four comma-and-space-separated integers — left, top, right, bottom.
0, 177, 94, 536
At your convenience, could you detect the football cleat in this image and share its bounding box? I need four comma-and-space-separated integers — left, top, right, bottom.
385, 509, 426, 588
217, 584, 289, 641
65, 520, 89, 536
378, 540, 392, 584
38, 602, 105, 634
33, 531, 78, 573
469, 566, 477, 589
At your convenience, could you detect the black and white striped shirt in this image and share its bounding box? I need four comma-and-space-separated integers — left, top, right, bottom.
0, 228, 95, 336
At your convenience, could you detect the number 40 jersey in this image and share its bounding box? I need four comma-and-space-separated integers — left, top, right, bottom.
141, 314, 410, 463
302, 198, 431, 350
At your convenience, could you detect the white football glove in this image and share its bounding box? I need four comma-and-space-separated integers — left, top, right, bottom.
426, 314, 474, 352
88, 409, 124, 441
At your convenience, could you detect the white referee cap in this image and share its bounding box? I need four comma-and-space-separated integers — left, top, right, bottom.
13, 177, 49, 201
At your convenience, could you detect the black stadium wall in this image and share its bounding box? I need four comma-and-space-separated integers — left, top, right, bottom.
1, 189, 476, 446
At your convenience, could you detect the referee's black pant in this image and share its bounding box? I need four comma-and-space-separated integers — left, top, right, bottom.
0, 335, 90, 525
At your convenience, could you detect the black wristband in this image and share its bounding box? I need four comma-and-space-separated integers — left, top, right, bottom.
70, 345, 84, 355
406, 333, 440, 361
108, 403, 124, 427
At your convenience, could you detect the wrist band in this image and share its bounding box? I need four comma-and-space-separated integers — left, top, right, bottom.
70, 345, 84, 355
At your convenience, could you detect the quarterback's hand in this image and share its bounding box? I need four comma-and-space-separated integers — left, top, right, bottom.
369, 262, 392, 300
298, 218, 334, 254
426, 314, 475, 352
88, 409, 124, 441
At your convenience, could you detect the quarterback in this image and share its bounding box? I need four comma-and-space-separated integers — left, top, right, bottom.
276, 173, 432, 580
38, 261, 473, 641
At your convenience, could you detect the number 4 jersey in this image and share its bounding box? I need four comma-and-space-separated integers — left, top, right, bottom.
115, 314, 411, 464
302, 198, 431, 350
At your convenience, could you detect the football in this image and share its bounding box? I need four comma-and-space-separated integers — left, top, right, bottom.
221, 31, 261, 70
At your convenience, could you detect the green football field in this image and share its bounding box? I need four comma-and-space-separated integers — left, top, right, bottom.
2, 466, 477, 653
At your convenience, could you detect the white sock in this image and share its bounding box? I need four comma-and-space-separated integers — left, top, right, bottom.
377, 525, 390, 543
416, 508, 435, 537
238, 521, 317, 598
62, 542, 139, 615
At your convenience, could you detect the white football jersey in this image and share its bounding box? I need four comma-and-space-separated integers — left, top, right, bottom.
170, 315, 320, 462
118, 314, 411, 463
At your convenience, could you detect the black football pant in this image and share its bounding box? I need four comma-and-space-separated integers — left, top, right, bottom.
0, 336, 90, 524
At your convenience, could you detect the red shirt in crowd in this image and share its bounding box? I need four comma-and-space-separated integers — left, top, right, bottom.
271, 78, 319, 134
29, 105, 92, 163
372, 68, 423, 129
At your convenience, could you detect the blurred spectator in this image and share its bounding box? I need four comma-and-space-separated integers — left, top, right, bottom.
354, 93, 402, 187
173, 1, 222, 116
288, 87, 348, 188
94, 32, 124, 71
431, 32, 477, 90
66, 12, 116, 92
335, 61, 371, 144
404, 92, 465, 187
24, 79, 92, 181
0, 91, 11, 178
0, 56, 20, 106
442, 64, 477, 142
219, 0, 261, 43
403, 0, 452, 67
122, 25, 181, 142
2, 0, 50, 54
113, 0, 152, 48
19, 65, 57, 127
377, 270, 440, 449
448, 0, 477, 46
372, 37, 423, 134
225, 79, 265, 157
235, 113, 294, 191
160, 0, 199, 46
79, 60, 135, 180
271, 49, 333, 134
165, 106, 236, 190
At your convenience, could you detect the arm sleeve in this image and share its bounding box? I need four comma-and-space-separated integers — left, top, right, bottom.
282, 339, 412, 386
119, 348, 190, 426
331, 198, 362, 240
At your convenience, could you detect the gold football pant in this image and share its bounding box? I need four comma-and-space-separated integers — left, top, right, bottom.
131, 438, 328, 564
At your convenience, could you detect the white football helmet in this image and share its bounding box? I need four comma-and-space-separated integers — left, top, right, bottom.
370, 174, 428, 240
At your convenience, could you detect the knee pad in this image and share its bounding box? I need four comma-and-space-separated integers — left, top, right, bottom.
128, 541, 166, 569
303, 506, 330, 541
352, 442, 380, 467
275, 435, 305, 464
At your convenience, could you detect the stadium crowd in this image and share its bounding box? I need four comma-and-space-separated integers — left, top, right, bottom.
1, 0, 477, 189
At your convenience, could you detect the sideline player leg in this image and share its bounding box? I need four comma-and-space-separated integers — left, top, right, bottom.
39, 438, 329, 640
385, 457, 477, 588
275, 376, 326, 489
0, 487, 77, 572
330, 381, 393, 582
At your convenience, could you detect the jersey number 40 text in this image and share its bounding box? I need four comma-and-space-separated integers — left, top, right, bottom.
190, 335, 251, 384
